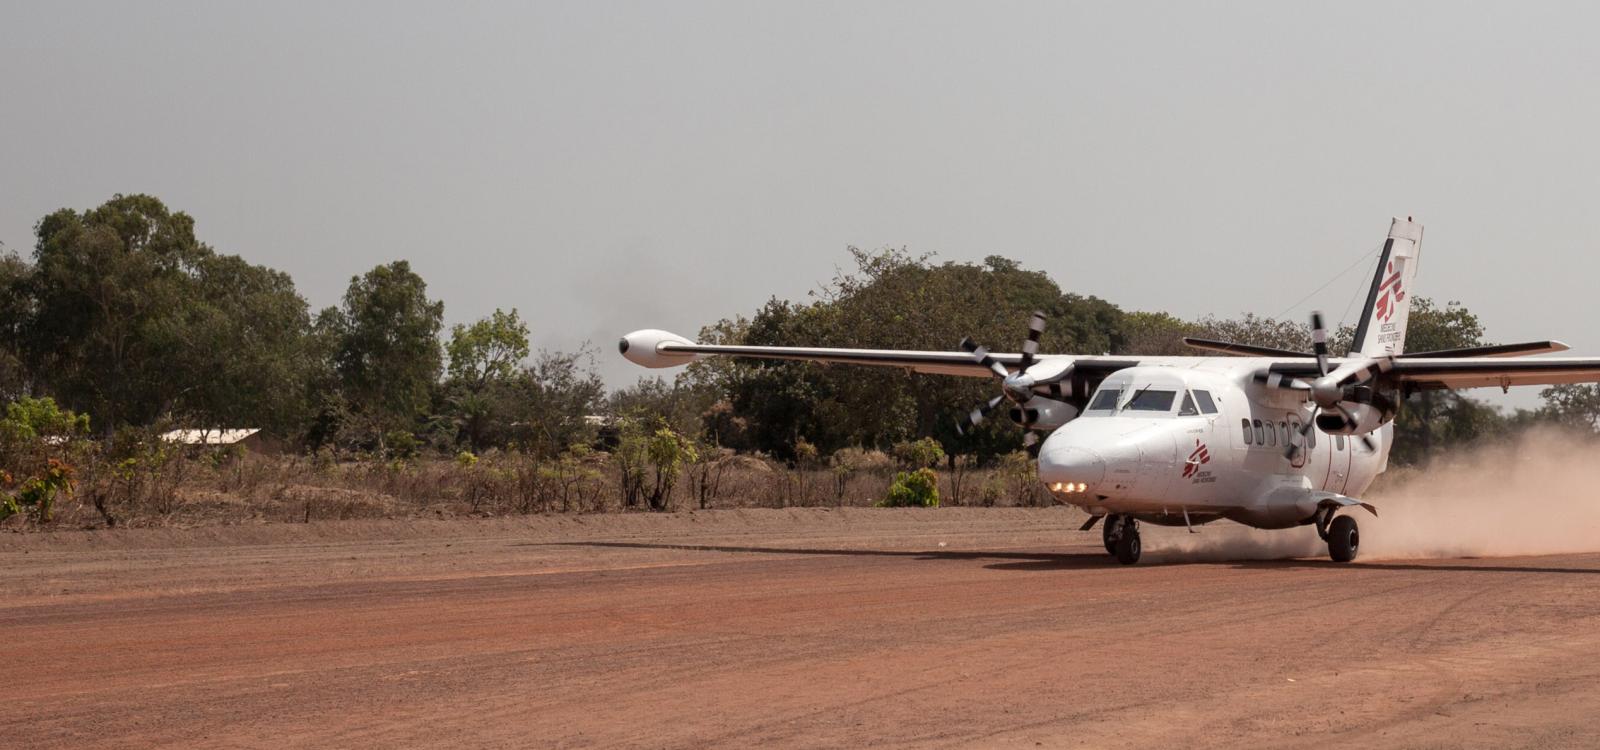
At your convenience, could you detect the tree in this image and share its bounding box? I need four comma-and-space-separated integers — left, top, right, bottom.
329, 261, 445, 444
703, 249, 1126, 459
447, 309, 530, 388
1387, 298, 1506, 465
23, 195, 315, 433
25, 195, 206, 428
178, 253, 316, 434
0, 248, 31, 401
1537, 384, 1600, 433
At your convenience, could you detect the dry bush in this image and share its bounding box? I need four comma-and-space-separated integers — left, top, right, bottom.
8, 438, 1052, 529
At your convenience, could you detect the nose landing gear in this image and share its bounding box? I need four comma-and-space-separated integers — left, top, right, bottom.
1104, 514, 1141, 565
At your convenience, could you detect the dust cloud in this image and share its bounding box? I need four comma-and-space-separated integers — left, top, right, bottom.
1144, 428, 1600, 563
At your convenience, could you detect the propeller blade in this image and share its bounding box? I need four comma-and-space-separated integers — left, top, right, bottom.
957, 394, 1005, 435
1254, 371, 1313, 392
1284, 417, 1316, 461
1333, 355, 1396, 389
1021, 431, 1041, 457
960, 337, 1012, 379
1019, 311, 1046, 371
1309, 311, 1330, 377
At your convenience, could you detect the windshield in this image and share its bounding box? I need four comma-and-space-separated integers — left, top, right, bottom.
1083, 385, 1180, 416
1125, 389, 1177, 412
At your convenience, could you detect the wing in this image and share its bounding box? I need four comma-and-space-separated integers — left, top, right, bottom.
621, 328, 1009, 376
1389, 357, 1600, 391
1262, 355, 1600, 391
619, 329, 1141, 380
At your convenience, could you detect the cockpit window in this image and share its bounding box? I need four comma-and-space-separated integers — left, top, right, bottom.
1125, 389, 1177, 412
1085, 387, 1122, 413
1193, 390, 1218, 414
1178, 392, 1199, 416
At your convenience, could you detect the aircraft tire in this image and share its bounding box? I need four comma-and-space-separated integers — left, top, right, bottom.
1328, 515, 1359, 563
1114, 523, 1141, 565
1102, 518, 1117, 555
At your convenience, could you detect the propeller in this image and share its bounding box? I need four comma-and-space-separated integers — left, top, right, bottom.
1255, 311, 1394, 460
956, 311, 1063, 456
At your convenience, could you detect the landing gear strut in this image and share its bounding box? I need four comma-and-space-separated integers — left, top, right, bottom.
1105, 514, 1141, 565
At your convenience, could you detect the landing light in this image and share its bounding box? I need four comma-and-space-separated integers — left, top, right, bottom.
1050, 482, 1090, 494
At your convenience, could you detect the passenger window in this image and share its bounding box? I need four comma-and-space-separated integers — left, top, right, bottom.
1336, 435, 1346, 451
1241, 419, 1253, 444
1253, 419, 1265, 445
1179, 392, 1199, 416
1308, 426, 1316, 448
1266, 422, 1276, 446
1193, 390, 1218, 414
1279, 422, 1289, 445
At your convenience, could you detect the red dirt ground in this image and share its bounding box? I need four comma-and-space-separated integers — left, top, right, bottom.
4, 507, 1599, 748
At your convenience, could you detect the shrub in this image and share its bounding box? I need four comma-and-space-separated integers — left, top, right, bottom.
384, 430, 420, 460
0, 458, 76, 523
880, 467, 939, 508
891, 437, 945, 469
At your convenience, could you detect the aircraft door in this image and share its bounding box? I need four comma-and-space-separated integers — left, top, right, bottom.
1286, 413, 1308, 470
1326, 434, 1353, 494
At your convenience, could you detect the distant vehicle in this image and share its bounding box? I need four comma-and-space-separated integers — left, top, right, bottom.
622, 218, 1600, 564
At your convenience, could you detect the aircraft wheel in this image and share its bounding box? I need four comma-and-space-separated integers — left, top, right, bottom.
1114, 521, 1142, 565
1327, 515, 1359, 563
1102, 517, 1117, 555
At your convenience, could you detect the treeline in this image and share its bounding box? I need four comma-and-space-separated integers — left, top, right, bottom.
5, 194, 1599, 475
0, 194, 605, 459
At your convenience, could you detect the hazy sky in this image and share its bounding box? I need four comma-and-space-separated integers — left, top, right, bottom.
3, 2, 1597, 407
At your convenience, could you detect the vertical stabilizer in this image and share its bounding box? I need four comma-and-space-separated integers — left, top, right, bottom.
1350, 217, 1424, 357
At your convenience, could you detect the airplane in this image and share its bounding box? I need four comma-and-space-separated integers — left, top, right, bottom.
620, 218, 1600, 564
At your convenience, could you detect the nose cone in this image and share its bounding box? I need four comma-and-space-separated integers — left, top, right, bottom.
1039, 445, 1106, 493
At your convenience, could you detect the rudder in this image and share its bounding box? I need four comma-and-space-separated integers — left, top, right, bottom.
1350, 217, 1424, 357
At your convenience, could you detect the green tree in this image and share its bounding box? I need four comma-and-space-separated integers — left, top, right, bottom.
1537, 384, 1600, 433
0, 248, 31, 401
178, 253, 316, 434
328, 261, 445, 445
1388, 298, 1506, 465
446, 308, 530, 388
23, 195, 315, 433
705, 249, 1125, 459
25, 195, 206, 428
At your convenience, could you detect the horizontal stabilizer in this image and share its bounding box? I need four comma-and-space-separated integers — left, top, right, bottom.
1182, 337, 1308, 358
1399, 341, 1570, 359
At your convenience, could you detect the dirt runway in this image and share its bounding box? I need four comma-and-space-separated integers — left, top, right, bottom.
4, 508, 1599, 748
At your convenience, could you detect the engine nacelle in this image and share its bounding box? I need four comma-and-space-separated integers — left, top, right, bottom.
1010, 397, 1081, 432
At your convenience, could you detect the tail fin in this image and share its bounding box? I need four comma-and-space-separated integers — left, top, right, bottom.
1350, 217, 1424, 357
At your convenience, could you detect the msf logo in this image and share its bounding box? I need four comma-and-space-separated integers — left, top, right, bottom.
1182, 440, 1211, 479
1373, 260, 1406, 324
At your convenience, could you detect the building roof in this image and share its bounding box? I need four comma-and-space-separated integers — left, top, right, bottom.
160, 428, 262, 446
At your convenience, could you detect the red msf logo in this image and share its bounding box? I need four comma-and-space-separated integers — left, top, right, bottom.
1373, 260, 1406, 323
1183, 440, 1211, 479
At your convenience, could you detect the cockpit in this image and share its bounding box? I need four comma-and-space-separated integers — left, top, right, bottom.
1080, 372, 1222, 419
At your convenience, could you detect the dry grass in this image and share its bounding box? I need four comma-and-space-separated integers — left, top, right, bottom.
20, 449, 1052, 530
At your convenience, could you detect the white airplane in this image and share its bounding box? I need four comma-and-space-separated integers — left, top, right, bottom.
621, 218, 1600, 564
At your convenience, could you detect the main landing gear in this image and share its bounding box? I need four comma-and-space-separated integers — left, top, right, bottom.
1104, 514, 1141, 565
1315, 510, 1360, 563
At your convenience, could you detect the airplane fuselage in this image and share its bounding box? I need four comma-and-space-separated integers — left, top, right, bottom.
1036, 361, 1388, 530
